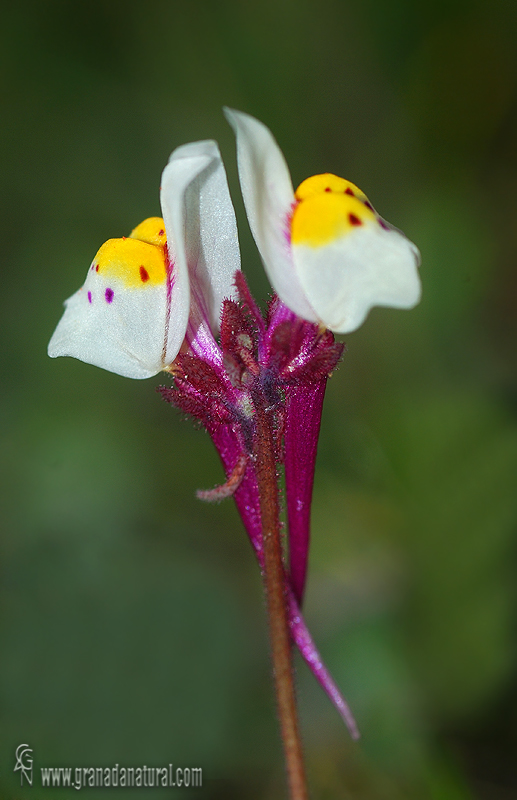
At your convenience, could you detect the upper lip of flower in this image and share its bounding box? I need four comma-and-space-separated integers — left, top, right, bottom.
224, 106, 421, 334
160, 139, 241, 343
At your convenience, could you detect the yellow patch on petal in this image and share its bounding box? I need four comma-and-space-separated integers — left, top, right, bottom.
93, 237, 167, 288
291, 189, 376, 247
292, 173, 376, 246
129, 217, 167, 248
295, 173, 368, 204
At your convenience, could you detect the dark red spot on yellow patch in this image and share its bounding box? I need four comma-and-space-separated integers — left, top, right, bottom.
348, 213, 362, 226
324, 187, 331, 192
139, 265, 149, 283
345, 187, 355, 196
158, 229, 165, 236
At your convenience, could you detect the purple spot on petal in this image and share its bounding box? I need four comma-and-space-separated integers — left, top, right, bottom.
88, 291, 92, 303
378, 218, 390, 230
282, 203, 297, 246
105, 287, 114, 303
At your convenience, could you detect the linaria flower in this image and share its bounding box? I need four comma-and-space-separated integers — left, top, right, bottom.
225, 108, 421, 333
48, 110, 421, 742
48, 141, 240, 378
224, 109, 421, 611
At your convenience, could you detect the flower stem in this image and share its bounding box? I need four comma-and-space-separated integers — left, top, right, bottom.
253, 391, 309, 800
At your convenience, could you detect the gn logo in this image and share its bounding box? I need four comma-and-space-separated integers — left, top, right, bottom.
14, 744, 33, 786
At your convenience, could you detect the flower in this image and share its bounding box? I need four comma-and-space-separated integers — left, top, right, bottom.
48, 141, 241, 378
224, 108, 421, 333
48, 110, 422, 742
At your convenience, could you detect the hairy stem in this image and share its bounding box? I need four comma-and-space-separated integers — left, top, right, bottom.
253, 391, 308, 800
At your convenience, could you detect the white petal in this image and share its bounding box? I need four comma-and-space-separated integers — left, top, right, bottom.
292, 222, 421, 333
48, 253, 170, 379
161, 140, 240, 336
224, 108, 317, 322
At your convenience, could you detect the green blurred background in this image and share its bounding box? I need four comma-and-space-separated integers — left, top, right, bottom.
1, 0, 516, 797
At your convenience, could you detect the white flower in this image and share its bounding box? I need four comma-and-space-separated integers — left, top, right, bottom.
224, 108, 421, 333
48, 141, 240, 379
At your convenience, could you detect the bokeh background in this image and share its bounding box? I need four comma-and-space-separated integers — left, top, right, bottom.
1, 0, 517, 797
